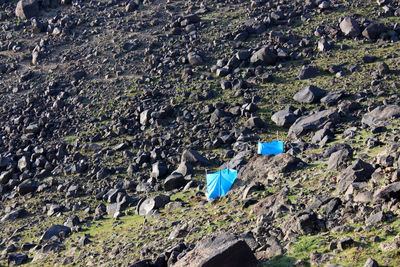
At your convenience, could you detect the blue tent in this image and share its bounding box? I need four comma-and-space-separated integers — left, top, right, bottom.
206, 168, 237, 200
257, 140, 284, 155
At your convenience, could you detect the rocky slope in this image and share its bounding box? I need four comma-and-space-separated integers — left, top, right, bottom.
1, 0, 400, 266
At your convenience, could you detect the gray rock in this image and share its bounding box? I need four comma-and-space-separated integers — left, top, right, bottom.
244, 116, 264, 129
15, 0, 39, 19
374, 182, 400, 201
362, 105, 400, 127
340, 17, 361, 37
297, 65, 320, 80
8, 253, 28, 265
250, 47, 277, 66
164, 172, 186, 191
288, 109, 340, 138
40, 225, 71, 242
327, 149, 352, 170
366, 211, 385, 225
138, 194, 170, 215
362, 23, 385, 40
173, 233, 258, 267
363, 258, 379, 267
151, 162, 169, 179
293, 85, 327, 104
271, 108, 297, 127
181, 149, 211, 166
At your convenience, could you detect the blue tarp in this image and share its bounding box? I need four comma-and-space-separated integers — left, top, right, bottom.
257, 140, 284, 155
206, 168, 237, 200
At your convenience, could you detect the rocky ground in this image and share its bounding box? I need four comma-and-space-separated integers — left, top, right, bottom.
1, 0, 400, 266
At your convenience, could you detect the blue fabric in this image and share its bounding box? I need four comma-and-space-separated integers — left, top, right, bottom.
257, 140, 284, 155
206, 168, 237, 200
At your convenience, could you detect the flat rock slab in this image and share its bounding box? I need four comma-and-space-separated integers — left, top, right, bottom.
362, 105, 400, 127
288, 109, 340, 139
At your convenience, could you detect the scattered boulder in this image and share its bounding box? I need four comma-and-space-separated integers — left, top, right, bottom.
271, 107, 297, 127
138, 194, 170, 215
337, 159, 375, 193
15, 0, 39, 20
238, 153, 303, 183
288, 109, 340, 138
362, 105, 400, 127
374, 182, 400, 201
181, 149, 211, 166
173, 233, 258, 267
293, 85, 327, 104
298, 65, 320, 80
340, 17, 361, 37
362, 23, 385, 40
364, 258, 379, 267
40, 225, 71, 242
164, 172, 187, 191
250, 47, 277, 66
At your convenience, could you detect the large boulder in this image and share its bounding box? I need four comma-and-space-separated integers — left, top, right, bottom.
362, 23, 385, 40
173, 233, 258, 267
297, 65, 320, 80
293, 85, 327, 104
250, 47, 277, 66
271, 107, 297, 127
288, 109, 340, 139
237, 153, 303, 183
181, 149, 211, 166
138, 194, 170, 215
337, 159, 375, 193
281, 210, 325, 235
374, 182, 400, 201
164, 172, 187, 191
362, 105, 400, 127
15, 0, 39, 19
339, 17, 361, 37
40, 225, 71, 242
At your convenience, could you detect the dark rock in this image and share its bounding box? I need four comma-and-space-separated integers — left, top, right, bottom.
282, 210, 325, 235
250, 47, 277, 66
271, 108, 297, 127
338, 237, 354, 250
340, 17, 361, 37
238, 153, 303, 184
18, 180, 38, 195
40, 225, 71, 242
288, 109, 340, 138
298, 65, 320, 80
362, 105, 400, 127
362, 23, 385, 40
164, 173, 186, 191
327, 149, 352, 170
181, 149, 210, 166
138, 194, 170, 215
293, 85, 327, 104
8, 253, 28, 266
15, 0, 39, 19
244, 116, 264, 129
173, 233, 258, 267
374, 182, 400, 201
321, 91, 344, 106
1, 208, 27, 221
337, 159, 375, 193
363, 258, 379, 267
